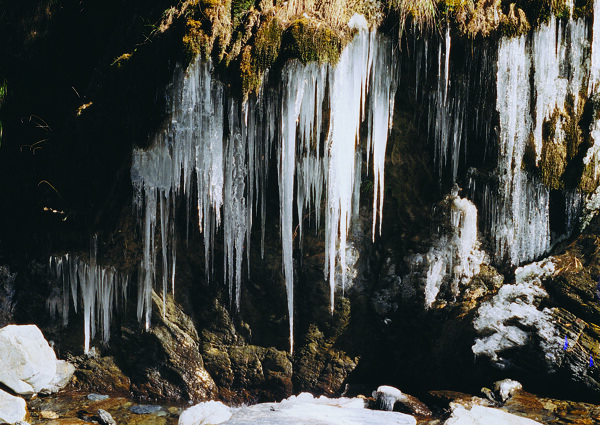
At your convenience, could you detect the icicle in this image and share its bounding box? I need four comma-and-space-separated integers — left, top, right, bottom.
49, 236, 128, 353
130, 21, 397, 354
367, 32, 397, 239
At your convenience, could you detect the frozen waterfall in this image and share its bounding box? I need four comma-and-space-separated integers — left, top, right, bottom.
475, 16, 589, 266
130, 24, 397, 352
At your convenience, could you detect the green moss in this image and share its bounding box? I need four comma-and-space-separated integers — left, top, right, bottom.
231, 0, 255, 27
240, 15, 283, 96
183, 18, 210, 63
282, 18, 346, 66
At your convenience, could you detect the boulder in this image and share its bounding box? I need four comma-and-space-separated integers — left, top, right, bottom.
42, 359, 75, 394
0, 325, 58, 394
0, 388, 27, 424
178, 401, 232, 425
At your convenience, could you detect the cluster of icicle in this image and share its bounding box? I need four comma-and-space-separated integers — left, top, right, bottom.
487, 17, 588, 265
48, 236, 129, 354
421, 191, 486, 308
130, 14, 397, 352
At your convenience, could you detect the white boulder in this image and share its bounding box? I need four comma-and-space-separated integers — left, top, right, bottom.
0, 325, 72, 395
0, 388, 27, 424
178, 400, 232, 425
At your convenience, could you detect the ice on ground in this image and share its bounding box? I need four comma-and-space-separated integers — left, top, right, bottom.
179, 393, 416, 425
445, 403, 542, 424
178, 400, 232, 425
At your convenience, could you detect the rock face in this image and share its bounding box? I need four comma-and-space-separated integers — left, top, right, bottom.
0, 389, 27, 424
0, 324, 73, 395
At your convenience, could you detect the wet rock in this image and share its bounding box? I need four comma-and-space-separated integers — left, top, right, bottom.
493, 379, 522, 402
0, 324, 72, 395
97, 409, 116, 425
129, 405, 163, 414
178, 401, 232, 425
0, 265, 16, 328
121, 291, 217, 402
70, 355, 130, 395
372, 385, 432, 416
87, 393, 109, 401
0, 388, 27, 424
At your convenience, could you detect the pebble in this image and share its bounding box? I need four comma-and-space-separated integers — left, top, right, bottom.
40, 410, 59, 419
129, 405, 163, 414
98, 408, 117, 425
88, 393, 110, 401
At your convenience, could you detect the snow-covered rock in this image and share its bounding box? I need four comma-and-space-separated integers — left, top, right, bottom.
179, 400, 232, 425
445, 403, 542, 424
372, 385, 431, 416
493, 379, 522, 402
0, 325, 73, 395
0, 388, 27, 424
472, 259, 561, 368
373, 385, 403, 411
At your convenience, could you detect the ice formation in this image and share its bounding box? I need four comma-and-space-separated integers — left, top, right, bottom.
428, 28, 496, 183
373, 385, 404, 411
472, 259, 562, 368
130, 23, 397, 351
421, 193, 486, 308
475, 18, 588, 266
49, 236, 129, 354
179, 393, 417, 425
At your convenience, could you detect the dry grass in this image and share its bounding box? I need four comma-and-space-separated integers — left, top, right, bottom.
388, 0, 438, 34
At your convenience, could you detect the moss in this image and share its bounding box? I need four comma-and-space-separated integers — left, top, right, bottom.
498, 3, 531, 37
183, 19, 209, 63
231, 0, 255, 27
281, 18, 346, 66
540, 132, 568, 190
